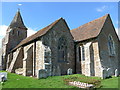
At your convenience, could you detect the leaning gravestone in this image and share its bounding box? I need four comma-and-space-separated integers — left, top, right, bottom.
67, 68, 73, 75
0, 72, 7, 82
38, 69, 47, 79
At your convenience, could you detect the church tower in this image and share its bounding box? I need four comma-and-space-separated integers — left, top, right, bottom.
2, 10, 27, 70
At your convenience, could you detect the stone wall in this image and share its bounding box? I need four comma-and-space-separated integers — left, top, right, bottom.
1, 33, 9, 70
7, 47, 23, 73
98, 16, 119, 77
36, 19, 75, 76
6, 53, 13, 70
76, 40, 102, 77
92, 41, 102, 77
23, 43, 34, 76
35, 40, 45, 78
1, 27, 27, 70
75, 44, 81, 74
5, 18, 75, 78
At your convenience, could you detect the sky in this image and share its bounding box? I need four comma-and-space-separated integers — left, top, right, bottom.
0, 2, 119, 48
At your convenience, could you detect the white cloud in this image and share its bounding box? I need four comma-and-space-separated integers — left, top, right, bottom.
96, 5, 108, 12
27, 28, 37, 37
0, 25, 8, 37
0, 25, 8, 48
18, 4, 22, 6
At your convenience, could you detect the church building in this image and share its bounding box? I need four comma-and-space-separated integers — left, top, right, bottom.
1, 10, 120, 79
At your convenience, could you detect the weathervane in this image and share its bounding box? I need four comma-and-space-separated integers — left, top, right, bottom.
17, 4, 22, 11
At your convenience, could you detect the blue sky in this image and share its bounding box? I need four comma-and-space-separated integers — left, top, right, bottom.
1, 2, 118, 29
0, 2, 119, 47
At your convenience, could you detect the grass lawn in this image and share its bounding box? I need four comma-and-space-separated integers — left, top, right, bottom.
0, 71, 119, 89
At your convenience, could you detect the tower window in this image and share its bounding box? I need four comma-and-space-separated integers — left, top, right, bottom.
108, 35, 115, 56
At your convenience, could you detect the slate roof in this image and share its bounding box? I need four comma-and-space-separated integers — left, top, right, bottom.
70, 14, 109, 42
12, 18, 63, 51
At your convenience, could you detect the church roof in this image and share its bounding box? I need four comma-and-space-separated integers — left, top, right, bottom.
12, 18, 63, 51
70, 14, 109, 42
7, 10, 27, 30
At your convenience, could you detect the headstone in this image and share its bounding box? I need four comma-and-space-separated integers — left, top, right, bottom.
107, 68, 112, 77
102, 68, 107, 79
0, 72, 7, 82
67, 68, 73, 75
52, 66, 56, 76
38, 69, 47, 79
56, 66, 61, 76
52, 66, 61, 76
115, 69, 118, 77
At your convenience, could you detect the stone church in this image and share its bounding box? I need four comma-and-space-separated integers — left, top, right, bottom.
1, 10, 120, 79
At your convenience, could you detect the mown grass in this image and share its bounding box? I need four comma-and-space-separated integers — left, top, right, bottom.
0, 71, 119, 89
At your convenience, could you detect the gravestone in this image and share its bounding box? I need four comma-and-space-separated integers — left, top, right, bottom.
102, 69, 107, 79
52, 66, 61, 76
107, 68, 112, 77
115, 69, 118, 77
67, 68, 73, 75
56, 66, 61, 76
38, 69, 47, 79
52, 66, 56, 76
0, 72, 7, 82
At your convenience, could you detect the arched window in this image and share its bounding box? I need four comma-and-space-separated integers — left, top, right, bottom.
108, 35, 115, 56
58, 37, 67, 62
81, 45, 85, 61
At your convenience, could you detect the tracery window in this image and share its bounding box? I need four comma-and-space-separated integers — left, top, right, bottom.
58, 37, 67, 62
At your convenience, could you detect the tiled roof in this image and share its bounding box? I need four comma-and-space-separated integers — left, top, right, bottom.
70, 14, 109, 42
12, 18, 63, 51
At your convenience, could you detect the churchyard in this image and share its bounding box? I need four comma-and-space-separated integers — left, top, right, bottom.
0, 71, 119, 89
